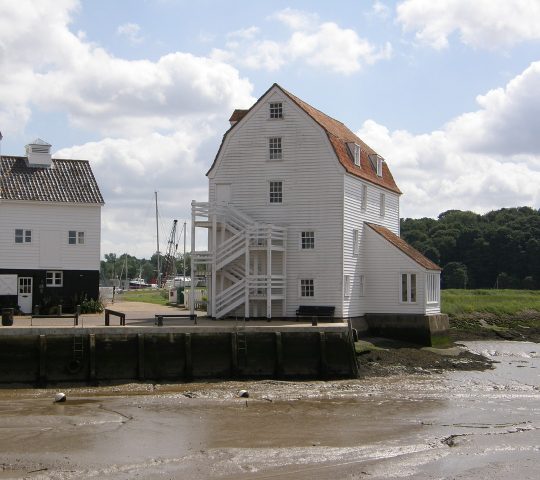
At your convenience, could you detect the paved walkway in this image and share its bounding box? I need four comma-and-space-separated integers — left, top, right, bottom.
3, 301, 346, 330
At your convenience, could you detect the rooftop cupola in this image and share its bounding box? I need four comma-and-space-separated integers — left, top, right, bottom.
25, 138, 52, 167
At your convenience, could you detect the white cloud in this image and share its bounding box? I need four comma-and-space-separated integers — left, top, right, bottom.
372, 1, 391, 19
212, 8, 391, 74
397, 0, 540, 50
117, 22, 144, 44
358, 62, 540, 217
0, 0, 255, 255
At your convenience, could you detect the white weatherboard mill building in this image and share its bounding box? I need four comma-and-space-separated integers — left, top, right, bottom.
191, 84, 441, 321
0, 139, 104, 314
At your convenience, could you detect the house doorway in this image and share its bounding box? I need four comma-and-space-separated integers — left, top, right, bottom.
18, 277, 33, 314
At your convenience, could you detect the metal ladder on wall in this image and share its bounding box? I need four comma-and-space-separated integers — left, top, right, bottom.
235, 317, 248, 366
72, 335, 84, 363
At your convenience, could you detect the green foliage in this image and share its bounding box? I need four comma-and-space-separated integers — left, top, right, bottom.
80, 295, 104, 314
401, 207, 540, 289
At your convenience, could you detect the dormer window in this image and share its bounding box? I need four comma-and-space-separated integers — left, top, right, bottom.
369, 153, 384, 177
353, 144, 361, 166
269, 102, 283, 119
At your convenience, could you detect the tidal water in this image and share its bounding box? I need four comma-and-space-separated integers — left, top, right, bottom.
0, 341, 538, 479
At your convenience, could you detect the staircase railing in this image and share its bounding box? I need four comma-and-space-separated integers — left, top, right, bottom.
215, 279, 246, 318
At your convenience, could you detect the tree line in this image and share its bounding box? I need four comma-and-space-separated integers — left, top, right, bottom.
100, 252, 191, 285
400, 207, 540, 289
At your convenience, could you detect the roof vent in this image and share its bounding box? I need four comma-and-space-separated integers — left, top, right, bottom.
25, 138, 52, 167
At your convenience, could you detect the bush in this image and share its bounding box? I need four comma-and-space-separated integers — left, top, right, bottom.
80, 295, 104, 314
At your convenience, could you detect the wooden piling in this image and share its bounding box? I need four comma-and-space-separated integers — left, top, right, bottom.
231, 332, 238, 377
274, 332, 283, 378
38, 335, 47, 385
319, 332, 327, 379
138, 333, 145, 380
184, 333, 192, 380
89, 334, 96, 381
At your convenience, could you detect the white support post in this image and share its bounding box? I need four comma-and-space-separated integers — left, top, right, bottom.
211, 208, 217, 318
244, 233, 250, 319
267, 226, 272, 319
282, 230, 287, 317
190, 201, 196, 316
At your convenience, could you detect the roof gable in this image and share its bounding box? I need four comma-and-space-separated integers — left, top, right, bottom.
207, 83, 401, 194
366, 223, 441, 271
0, 156, 104, 205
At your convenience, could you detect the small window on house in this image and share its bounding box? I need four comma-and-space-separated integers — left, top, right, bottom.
69, 231, 85, 244
300, 279, 314, 297
269, 181, 283, 204
359, 274, 365, 297
426, 273, 440, 303
377, 157, 383, 176
344, 275, 351, 298
352, 229, 359, 256
301, 231, 315, 249
401, 273, 417, 303
380, 193, 385, 216
46, 271, 63, 287
353, 144, 361, 166
269, 137, 282, 160
15, 229, 32, 243
269, 102, 283, 119
361, 184, 367, 211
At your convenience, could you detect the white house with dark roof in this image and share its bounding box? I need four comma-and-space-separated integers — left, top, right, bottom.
191, 84, 441, 325
0, 139, 104, 313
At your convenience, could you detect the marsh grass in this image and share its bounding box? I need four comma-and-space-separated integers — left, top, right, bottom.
442, 289, 540, 316
120, 289, 169, 305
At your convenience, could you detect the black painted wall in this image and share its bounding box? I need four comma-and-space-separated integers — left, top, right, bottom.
0, 269, 99, 312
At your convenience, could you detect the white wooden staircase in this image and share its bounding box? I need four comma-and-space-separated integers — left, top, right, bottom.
191, 201, 287, 319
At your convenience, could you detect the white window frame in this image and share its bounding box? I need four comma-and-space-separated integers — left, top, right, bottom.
69, 230, 85, 245
426, 273, 440, 304
46, 271, 63, 287
359, 274, 365, 297
400, 273, 417, 303
300, 231, 315, 250
353, 144, 361, 166
380, 192, 385, 217
361, 184, 367, 211
15, 229, 32, 244
376, 157, 383, 177
269, 102, 283, 119
344, 275, 351, 298
269, 180, 283, 204
269, 137, 282, 160
352, 228, 359, 256
299, 278, 315, 298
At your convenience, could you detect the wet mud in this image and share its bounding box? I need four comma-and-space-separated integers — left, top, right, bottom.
0, 340, 538, 479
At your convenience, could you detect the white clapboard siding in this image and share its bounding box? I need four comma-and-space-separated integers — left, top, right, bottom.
209, 89, 345, 316
0, 201, 101, 271
342, 174, 400, 317
364, 226, 433, 314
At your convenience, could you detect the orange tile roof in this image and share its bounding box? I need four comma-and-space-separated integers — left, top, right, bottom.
366, 223, 441, 270
229, 109, 249, 123
280, 86, 401, 194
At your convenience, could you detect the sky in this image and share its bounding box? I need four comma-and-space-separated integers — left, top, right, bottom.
1, 0, 540, 259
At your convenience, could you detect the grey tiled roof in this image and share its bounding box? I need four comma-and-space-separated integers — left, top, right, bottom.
0, 156, 104, 205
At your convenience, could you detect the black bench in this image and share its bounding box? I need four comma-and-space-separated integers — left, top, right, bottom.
104, 309, 126, 326
295, 306, 335, 325
154, 314, 198, 326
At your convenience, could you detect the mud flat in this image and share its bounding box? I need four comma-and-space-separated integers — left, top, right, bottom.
0, 340, 538, 479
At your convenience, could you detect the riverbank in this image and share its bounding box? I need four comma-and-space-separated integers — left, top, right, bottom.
0, 340, 538, 479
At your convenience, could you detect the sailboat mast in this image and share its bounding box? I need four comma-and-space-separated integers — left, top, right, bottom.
183, 221, 187, 282
155, 191, 161, 287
